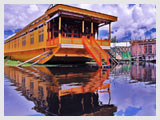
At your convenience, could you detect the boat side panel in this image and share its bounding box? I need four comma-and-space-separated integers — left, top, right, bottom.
5, 48, 92, 64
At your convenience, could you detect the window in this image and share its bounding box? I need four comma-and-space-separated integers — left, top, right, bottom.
12, 41, 14, 48
22, 37, 26, 46
54, 32, 58, 38
38, 29, 44, 42
22, 77, 25, 86
144, 45, 147, 54
39, 34, 44, 42
54, 24, 58, 31
73, 29, 80, 38
18, 39, 19, 48
148, 45, 152, 54
30, 33, 34, 44
68, 29, 72, 33
14, 42, 16, 48
30, 82, 34, 89
38, 86, 44, 97
67, 34, 72, 37
74, 34, 78, 37
74, 29, 78, 33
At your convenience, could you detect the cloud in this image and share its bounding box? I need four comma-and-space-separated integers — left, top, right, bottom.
70, 4, 156, 40
4, 4, 156, 41
27, 5, 39, 14
109, 76, 156, 116
4, 4, 49, 32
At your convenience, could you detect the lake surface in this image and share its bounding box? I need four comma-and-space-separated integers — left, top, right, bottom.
4, 62, 156, 116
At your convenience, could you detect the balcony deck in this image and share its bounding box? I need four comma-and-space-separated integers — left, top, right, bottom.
47, 37, 111, 50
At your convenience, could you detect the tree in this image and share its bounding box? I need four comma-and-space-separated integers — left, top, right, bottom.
130, 38, 132, 41
111, 36, 117, 43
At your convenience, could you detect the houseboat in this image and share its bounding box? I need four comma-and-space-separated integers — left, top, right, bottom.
4, 4, 118, 67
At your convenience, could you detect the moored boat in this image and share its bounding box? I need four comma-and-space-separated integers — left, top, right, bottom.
4, 4, 118, 67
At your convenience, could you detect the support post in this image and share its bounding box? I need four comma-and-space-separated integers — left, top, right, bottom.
91, 21, 94, 43
59, 16, 62, 44
82, 19, 85, 43
109, 22, 111, 41
48, 22, 51, 42
91, 21, 93, 35
82, 20, 84, 35
97, 27, 99, 40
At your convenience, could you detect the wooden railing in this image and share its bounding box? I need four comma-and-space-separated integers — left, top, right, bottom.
46, 37, 59, 46
95, 39, 110, 46
61, 37, 110, 46
61, 37, 82, 44
46, 36, 110, 47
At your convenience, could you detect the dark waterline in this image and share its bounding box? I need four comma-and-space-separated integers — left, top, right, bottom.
4, 62, 156, 116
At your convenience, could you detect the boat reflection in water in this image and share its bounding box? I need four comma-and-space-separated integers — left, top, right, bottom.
4, 65, 117, 116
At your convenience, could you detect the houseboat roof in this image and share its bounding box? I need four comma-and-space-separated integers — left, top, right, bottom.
5, 4, 118, 43
130, 38, 156, 44
111, 42, 131, 47
46, 4, 117, 22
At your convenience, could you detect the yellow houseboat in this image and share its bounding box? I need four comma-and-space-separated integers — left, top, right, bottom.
4, 4, 118, 67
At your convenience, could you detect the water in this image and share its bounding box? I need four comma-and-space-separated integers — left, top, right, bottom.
4, 62, 156, 116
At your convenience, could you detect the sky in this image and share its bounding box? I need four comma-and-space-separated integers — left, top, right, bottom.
4, 4, 156, 42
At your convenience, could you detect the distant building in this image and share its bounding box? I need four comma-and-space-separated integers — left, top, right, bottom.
110, 42, 131, 60
130, 39, 156, 61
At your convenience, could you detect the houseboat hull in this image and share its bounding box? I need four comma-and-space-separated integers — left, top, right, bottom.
4, 46, 93, 64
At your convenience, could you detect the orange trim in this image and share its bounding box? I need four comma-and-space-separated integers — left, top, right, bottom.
83, 36, 102, 66
92, 39, 110, 65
